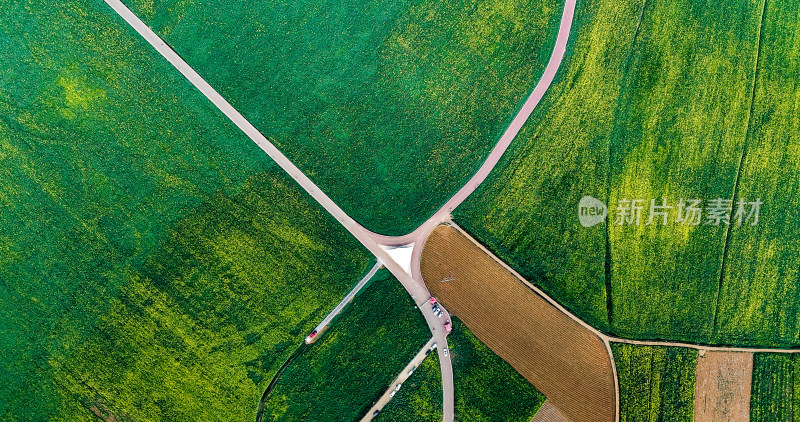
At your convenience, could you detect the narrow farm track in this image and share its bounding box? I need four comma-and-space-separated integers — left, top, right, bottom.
308, 261, 383, 343
99, 0, 800, 421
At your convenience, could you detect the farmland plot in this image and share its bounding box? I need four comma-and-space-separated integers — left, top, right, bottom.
261, 270, 430, 422
612, 343, 696, 422
694, 351, 753, 422
714, 0, 800, 347
0, 1, 371, 419
420, 225, 615, 422
750, 353, 800, 421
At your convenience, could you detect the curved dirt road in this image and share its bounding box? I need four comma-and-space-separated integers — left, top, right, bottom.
368, 0, 577, 248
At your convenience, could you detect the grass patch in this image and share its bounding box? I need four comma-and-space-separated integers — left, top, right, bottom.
612, 343, 697, 422
122, 0, 564, 235
750, 353, 800, 421
0, 0, 370, 419
261, 270, 430, 422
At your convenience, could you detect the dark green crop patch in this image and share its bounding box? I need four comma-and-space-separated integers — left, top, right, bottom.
0, 1, 371, 419
124, 0, 565, 235
613, 343, 697, 422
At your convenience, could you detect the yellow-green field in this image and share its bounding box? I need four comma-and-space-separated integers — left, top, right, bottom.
457, 0, 800, 347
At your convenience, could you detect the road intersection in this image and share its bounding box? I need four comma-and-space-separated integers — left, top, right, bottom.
102, 0, 576, 419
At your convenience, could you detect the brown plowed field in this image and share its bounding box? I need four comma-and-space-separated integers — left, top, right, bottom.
694, 351, 753, 422
421, 225, 615, 422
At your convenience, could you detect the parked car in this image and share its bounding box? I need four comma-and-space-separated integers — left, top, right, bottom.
389, 391, 396, 397
408, 367, 416, 376
373, 410, 380, 417
443, 348, 449, 357
395, 383, 402, 390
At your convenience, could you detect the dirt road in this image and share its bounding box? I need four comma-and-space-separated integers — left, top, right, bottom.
308, 261, 383, 343
102, 0, 579, 419
367, 0, 577, 248
102, 0, 456, 418
360, 337, 437, 422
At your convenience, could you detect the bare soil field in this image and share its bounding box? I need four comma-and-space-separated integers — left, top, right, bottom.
531, 401, 572, 422
694, 351, 753, 422
420, 224, 615, 422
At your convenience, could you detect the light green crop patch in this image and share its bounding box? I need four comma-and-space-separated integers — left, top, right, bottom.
58, 71, 107, 118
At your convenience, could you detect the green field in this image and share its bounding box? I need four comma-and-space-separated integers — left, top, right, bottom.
613, 344, 697, 422
0, 1, 371, 420
261, 270, 430, 422
456, 0, 800, 346
122, 0, 564, 235
714, 0, 800, 346
455, 0, 646, 334
375, 352, 442, 421
750, 353, 800, 421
